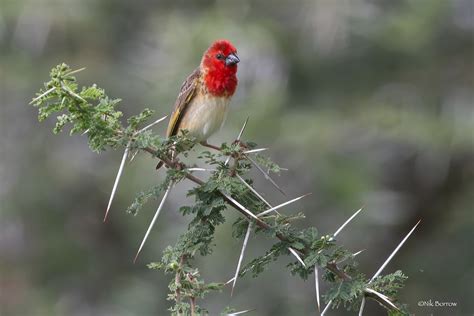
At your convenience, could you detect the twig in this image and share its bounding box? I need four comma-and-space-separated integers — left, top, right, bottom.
190, 297, 196, 316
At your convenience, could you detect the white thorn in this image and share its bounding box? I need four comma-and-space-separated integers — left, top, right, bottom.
129, 150, 139, 162
133, 184, 173, 263
246, 155, 286, 196
136, 115, 168, 134
370, 220, 421, 282
333, 207, 363, 238
231, 222, 253, 296
288, 247, 306, 267
225, 117, 249, 165
358, 220, 420, 314
65, 67, 86, 76
236, 174, 272, 208
358, 297, 366, 316
30, 87, 56, 104
318, 207, 363, 254
221, 192, 260, 222
321, 299, 332, 316
364, 288, 398, 310
257, 193, 311, 217
227, 309, 254, 315
104, 141, 130, 222
186, 167, 214, 172
61, 82, 86, 103
315, 265, 320, 312
243, 148, 268, 154
227, 250, 276, 282
236, 117, 249, 141
337, 249, 366, 264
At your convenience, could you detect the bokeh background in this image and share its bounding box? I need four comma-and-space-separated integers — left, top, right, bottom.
1, 0, 473, 315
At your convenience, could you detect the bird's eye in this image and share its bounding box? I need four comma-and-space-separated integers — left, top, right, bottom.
216, 53, 225, 60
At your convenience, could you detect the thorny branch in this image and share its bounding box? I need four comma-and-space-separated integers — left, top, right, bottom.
142, 146, 352, 281
30, 64, 418, 315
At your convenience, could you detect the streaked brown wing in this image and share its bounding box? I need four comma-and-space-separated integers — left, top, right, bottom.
166, 67, 201, 137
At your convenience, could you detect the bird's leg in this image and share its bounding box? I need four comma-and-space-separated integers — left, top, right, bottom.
200, 141, 222, 151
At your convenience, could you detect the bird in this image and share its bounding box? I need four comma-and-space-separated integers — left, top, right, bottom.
156, 39, 240, 169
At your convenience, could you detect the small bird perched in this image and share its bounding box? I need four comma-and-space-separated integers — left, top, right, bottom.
157, 39, 240, 168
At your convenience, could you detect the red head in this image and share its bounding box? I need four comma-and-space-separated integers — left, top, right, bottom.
201, 40, 239, 97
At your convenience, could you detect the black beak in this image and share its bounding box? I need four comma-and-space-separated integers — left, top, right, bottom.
225, 53, 240, 66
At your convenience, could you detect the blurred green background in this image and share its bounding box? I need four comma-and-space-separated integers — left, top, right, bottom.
1, 0, 473, 315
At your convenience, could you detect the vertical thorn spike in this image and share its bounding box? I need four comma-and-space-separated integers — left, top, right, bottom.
133, 184, 173, 263
358, 297, 366, 316
104, 142, 130, 222
236, 117, 249, 140
225, 117, 249, 166
231, 223, 253, 296
315, 266, 320, 312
